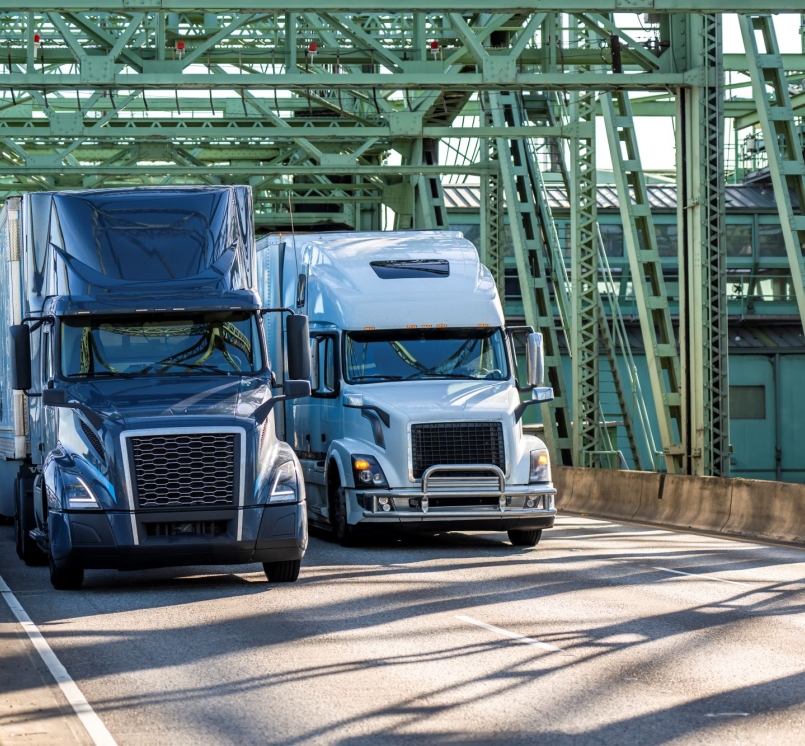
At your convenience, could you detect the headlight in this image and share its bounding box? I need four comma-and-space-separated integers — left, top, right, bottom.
351, 454, 388, 488
61, 472, 100, 510
529, 449, 551, 484
269, 461, 299, 503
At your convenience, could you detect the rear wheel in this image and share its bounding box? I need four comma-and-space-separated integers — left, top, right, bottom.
15, 476, 46, 566
507, 529, 542, 547
263, 559, 301, 583
48, 555, 84, 590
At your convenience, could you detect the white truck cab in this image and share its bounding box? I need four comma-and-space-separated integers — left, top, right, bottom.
258, 230, 556, 546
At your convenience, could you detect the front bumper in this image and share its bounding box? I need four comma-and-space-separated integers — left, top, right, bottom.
350, 468, 557, 531
47, 501, 308, 570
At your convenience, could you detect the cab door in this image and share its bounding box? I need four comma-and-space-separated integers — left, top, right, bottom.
298, 331, 342, 513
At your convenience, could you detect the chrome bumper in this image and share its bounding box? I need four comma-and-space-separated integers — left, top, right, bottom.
356, 463, 556, 521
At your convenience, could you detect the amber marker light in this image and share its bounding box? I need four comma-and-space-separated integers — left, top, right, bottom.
353, 459, 371, 470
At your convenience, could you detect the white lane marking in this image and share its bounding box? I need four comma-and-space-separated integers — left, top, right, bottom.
704, 712, 749, 718
652, 567, 750, 587
0, 574, 118, 746
456, 615, 573, 655
561, 530, 669, 540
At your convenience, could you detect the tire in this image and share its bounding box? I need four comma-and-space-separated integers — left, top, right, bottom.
507, 529, 542, 547
263, 559, 301, 583
48, 555, 84, 591
16, 476, 46, 566
329, 485, 357, 547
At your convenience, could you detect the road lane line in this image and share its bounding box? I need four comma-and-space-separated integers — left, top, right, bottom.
456, 615, 573, 655
560, 530, 669, 540
0, 574, 118, 746
652, 567, 750, 587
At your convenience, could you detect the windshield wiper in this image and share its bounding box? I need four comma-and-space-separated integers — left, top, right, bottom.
153, 362, 234, 375
350, 374, 404, 382
404, 372, 482, 380
72, 370, 140, 379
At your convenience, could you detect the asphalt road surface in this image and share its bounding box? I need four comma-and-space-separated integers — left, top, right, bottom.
2, 515, 805, 746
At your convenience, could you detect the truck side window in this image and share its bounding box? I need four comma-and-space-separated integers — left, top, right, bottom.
310, 333, 338, 398
506, 327, 532, 393
41, 329, 52, 386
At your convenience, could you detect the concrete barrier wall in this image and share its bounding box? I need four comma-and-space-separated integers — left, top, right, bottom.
554, 465, 805, 545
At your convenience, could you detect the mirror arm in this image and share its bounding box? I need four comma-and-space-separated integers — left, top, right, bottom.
514, 399, 539, 423
260, 307, 296, 316
21, 314, 55, 332
253, 397, 284, 425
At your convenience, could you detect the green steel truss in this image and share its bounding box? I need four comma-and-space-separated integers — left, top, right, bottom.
740, 15, 805, 333
0, 8, 802, 475
489, 89, 572, 465
602, 90, 684, 474
678, 14, 729, 477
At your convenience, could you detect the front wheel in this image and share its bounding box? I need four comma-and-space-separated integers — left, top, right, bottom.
508, 529, 542, 547
330, 486, 357, 547
49, 555, 84, 591
263, 559, 301, 583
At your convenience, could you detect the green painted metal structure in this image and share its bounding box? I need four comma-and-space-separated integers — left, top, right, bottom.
0, 7, 803, 476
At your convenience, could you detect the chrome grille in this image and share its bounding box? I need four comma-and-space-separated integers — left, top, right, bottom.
411, 422, 505, 479
131, 432, 237, 509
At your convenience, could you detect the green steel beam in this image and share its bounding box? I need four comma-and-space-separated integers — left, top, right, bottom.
740, 14, 805, 334
570, 85, 600, 468
678, 14, 729, 477
0, 3, 801, 11
490, 89, 573, 466
602, 90, 684, 474
0, 72, 688, 91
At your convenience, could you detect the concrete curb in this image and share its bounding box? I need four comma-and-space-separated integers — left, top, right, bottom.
553, 466, 805, 545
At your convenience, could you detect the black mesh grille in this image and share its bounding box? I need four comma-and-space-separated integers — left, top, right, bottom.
131, 433, 237, 508
411, 422, 505, 479
80, 419, 104, 456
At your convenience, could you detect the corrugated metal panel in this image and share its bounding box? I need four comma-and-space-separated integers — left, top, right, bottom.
443, 184, 780, 212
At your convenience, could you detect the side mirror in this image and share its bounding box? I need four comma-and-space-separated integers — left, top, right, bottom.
286, 314, 310, 381
42, 388, 67, 406
252, 379, 312, 425
9, 324, 31, 392
283, 379, 311, 400
526, 332, 545, 388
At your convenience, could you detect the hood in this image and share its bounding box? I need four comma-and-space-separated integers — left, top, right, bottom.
350, 379, 518, 421
63, 375, 268, 424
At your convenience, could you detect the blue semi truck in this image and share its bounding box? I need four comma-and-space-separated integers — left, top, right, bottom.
0, 187, 311, 589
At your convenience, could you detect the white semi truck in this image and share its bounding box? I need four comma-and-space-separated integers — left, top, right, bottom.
258, 230, 556, 546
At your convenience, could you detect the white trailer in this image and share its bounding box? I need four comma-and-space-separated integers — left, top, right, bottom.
258, 230, 556, 546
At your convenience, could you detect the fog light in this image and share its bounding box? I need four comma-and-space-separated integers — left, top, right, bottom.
382, 503, 391, 512
526, 496, 537, 508
359, 469, 373, 483
378, 497, 389, 505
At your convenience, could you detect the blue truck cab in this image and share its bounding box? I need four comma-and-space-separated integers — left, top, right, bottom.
0, 187, 311, 589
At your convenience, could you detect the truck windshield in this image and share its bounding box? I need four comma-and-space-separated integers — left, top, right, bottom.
344, 328, 508, 383
60, 311, 264, 378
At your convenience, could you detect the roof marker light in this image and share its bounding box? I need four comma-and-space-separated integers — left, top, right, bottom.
421, 324, 432, 328
364, 326, 375, 330
436, 324, 447, 328
407, 325, 417, 328
478, 323, 489, 327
